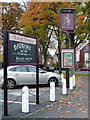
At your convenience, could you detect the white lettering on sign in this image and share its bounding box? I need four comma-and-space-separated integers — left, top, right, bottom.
16, 57, 32, 62
62, 49, 74, 53
9, 33, 36, 45
13, 43, 31, 51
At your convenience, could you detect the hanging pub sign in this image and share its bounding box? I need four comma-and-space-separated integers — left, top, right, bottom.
8, 31, 38, 65
60, 8, 76, 31
61, 49, 74, 68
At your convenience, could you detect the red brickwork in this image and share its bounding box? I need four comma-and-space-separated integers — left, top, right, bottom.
75, 41, 90, 70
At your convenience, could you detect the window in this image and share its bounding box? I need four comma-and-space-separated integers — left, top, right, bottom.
28, 66, 36, 72
15, 66, 28, 72
9, 67, 16, 71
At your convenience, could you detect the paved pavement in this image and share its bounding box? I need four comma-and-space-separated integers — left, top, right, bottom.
0, 75, 89, 119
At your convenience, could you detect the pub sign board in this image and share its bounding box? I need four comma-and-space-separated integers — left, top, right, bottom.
8, 31, 38, 65
61, 49, 74, 68
60, 8, 76, 31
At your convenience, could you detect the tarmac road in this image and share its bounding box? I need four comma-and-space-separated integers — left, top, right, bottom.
0, 75, 88, 119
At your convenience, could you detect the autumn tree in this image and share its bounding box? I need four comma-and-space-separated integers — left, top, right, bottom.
69, 2, 90, 49
19, 2, 89, 71
19, 2, 72, 69
2, 2, 24, 32
0, 2, 2, 57
0, 2, 24, 61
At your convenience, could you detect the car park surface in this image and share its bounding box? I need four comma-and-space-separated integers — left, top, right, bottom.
0, 65, 61, 89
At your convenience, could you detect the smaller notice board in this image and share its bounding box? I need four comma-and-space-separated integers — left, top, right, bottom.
8, 31, 38, 65
61, 49, 74, 68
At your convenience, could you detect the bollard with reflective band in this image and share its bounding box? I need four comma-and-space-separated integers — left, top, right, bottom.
62, 79, 67, 94
22, 86, 29, 113
73, 75, 75, 87
61, 73, 64, 83
50, 82, 55, 101
69, 77, 73, 90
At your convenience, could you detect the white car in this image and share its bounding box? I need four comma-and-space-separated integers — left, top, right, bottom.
0, 65, 61, 89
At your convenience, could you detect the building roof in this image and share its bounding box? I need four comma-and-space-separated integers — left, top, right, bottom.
76, 40, 89, 52
47, 51, 53, 58
47, 54, 53, 58
83, 46, 90, 53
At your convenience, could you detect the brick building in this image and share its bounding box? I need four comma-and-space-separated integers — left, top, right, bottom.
75, 40, 90, 70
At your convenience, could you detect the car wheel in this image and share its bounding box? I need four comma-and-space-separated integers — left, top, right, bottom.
48, 77, 58, 86
7, 79, 16, 89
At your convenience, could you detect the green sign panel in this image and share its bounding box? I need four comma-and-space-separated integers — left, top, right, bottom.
61, 49, 74, 68
63, 53, 73, 67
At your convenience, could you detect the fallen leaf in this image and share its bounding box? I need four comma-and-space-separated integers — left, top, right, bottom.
61, 116, 65, 118
50, 104, 53, 107
65, 97, 69, 100
13, 98, 17, 101
65, 111, 70, 113
61, 98, 64, 100
42, 103, 45, 105
47, 105, 50, 108
82, 111, 86, 113
58, 105, 62, 113
71, 96, 73, 99
78, 104, 81, 106
82, 102, 85, 105
74, 105, 76, 107
73, 110, 77, 112
47, 88, 50, 90
80, 94, 83, 97
59, 100, 64, 103
68, 104, 73, 107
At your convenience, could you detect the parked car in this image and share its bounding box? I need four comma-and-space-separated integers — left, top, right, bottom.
0, 65, 61, 89
80, 67, 90, 71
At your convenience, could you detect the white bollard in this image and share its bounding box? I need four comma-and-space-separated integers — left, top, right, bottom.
50, 82, 55, 101
69, 77, 73, 90
61, 73, 64, 83
73, 75, 75, 87
22, 86, 29, 113
62, 79, 67, 94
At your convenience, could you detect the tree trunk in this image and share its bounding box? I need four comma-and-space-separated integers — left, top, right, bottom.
43, 50, 47, 71
58, 39, 61, 74
39, 47, 43, 64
